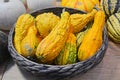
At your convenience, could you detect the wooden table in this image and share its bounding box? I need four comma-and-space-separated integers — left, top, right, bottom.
0, 40, 120, 80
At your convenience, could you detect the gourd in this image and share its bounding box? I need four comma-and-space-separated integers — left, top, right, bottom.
55, 33, 77, 65
0, 0, 26, 30
61, 0, 100, 12
36, 12, 70, 63
0, 31, 10, 63
21, 26, 41, 57
107, 13, 120, 43
101, 0, 120, 17
36, 12, 60, 38
76, 21, 94, 47
76, 29, 89, 48
78, 10, 105, 61
70, 9, 97, 33
14, 14, 35, 54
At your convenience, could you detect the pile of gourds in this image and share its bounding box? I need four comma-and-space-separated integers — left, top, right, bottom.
14, 8, 105, 65
61, 0, 120, 43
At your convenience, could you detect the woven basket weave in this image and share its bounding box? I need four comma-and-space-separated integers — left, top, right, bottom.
8, 7, 108, 80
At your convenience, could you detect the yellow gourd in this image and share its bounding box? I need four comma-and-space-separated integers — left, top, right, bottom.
78, 10, 105, 61
36, 12, 70, 63
14, 14, 35, 54
62, 0, 100, 12
36, 13, 60, 38
21, 26, 41, 57
70, 9, 97, 33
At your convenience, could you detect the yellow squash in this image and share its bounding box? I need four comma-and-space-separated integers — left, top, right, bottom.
78, 10, 105, 61
36, 12, 70, 63
21, 26, 41, 57
36, 12, 60, 38
70, 9, 97, 33
14, 14, 35, 54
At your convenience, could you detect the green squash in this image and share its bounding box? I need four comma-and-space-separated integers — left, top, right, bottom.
55, 33, 77, 65
101, 0, 120, 17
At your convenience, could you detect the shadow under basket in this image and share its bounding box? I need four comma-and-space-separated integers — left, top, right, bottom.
8, 7, 108, 80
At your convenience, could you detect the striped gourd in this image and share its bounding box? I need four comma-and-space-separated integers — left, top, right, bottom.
36, 12, 70, 63
78, 10, 105, 61
55, 33, 77, 65
101, 0, 120, 17
14, 14, 35, 54
107, 13, 120, 43
61, 0, 100, 12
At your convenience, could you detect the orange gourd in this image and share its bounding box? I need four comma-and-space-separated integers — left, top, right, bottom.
78, 10, 105, 61
62, 0, 100, 12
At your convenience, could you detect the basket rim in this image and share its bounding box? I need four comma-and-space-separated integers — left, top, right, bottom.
29, 6, 87, 14
8, 7, 108, 68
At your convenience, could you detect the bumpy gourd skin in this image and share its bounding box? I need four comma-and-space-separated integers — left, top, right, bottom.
78, 10, 105, 61
55, 33, 77, 65
36, 12, 60, 38
21, 26, 41, 57
14, 14, 35, 54
70, 9, 97, 33
36, 12, 70, 63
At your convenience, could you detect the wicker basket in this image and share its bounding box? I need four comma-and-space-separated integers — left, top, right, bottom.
8, 7, 108, 80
